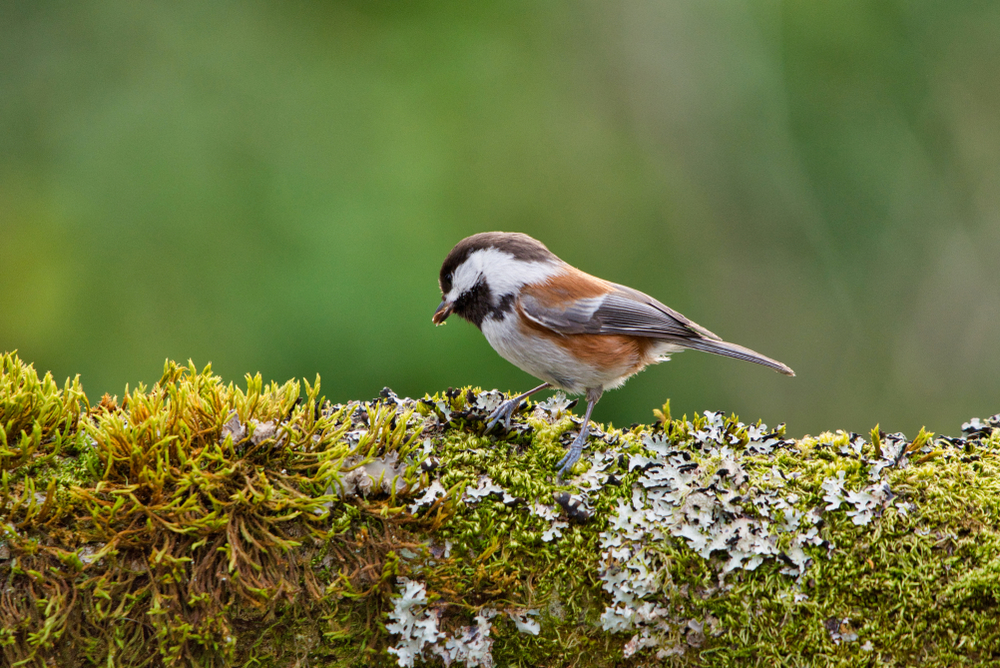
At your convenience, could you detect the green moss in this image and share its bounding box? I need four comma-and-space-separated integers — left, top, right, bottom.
2, 352, 1000, 666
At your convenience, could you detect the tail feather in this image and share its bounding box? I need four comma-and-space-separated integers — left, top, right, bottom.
682, 338, 795, 376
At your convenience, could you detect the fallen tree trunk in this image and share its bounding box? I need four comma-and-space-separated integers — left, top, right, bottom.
1, 352, 999, 667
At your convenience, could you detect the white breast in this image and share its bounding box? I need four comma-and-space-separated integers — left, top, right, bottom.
482, 313, 673, 395
480, 313, 587, 393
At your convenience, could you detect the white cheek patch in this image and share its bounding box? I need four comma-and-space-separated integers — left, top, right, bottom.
449, 248, 562, 302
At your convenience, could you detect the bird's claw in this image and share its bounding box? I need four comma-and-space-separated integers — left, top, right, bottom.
556, 430, 587, 481
485, 396, 525, 432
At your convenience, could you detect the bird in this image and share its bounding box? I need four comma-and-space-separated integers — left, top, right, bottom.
431, 232, 794, 479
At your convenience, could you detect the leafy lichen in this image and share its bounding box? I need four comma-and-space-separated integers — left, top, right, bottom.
2, 352, 1000, 667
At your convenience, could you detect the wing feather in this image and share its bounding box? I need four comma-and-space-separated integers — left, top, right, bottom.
519, 282, 794, 376
520, 284, 718, 341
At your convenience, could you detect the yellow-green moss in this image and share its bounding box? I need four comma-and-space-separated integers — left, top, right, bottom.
1, 352, 1000, 667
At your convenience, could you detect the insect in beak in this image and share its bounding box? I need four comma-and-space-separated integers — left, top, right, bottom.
432, 300, 454, 325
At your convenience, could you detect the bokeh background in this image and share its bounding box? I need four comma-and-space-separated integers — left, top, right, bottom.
2, 1, 998, 439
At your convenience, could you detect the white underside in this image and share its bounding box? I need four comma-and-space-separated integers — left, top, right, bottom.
481, 312, 680, 395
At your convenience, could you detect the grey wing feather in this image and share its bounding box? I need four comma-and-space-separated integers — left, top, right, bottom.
595, 285, 724, 340
519, 284, 795, 376
518, 294, 606, 334
520, 284, 719, 341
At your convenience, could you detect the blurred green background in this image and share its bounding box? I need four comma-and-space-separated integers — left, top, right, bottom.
2, 1, 998, 439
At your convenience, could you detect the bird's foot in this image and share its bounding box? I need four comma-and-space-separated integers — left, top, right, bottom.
556, 429, 588, 480
485, 396, 526, 432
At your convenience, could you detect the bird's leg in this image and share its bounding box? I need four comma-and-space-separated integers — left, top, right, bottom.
556, 387, 602, 479
485, 382, 551, 431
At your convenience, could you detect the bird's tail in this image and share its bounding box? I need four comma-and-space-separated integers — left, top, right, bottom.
683, 338, 795, 376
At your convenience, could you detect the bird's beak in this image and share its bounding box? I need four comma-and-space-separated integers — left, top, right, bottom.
432, 300, 454, 325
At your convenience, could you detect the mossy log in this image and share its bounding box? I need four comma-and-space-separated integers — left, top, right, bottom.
2, 352, 1000, 667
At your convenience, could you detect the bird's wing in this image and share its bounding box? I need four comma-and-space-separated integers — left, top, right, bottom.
519, 283, 794, 376
519, 283, 722, 342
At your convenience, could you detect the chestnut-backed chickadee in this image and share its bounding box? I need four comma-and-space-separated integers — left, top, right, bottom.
432, 232, 794, 478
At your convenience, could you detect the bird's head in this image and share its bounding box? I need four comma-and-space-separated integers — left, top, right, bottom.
432, 232, 559, 328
